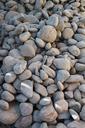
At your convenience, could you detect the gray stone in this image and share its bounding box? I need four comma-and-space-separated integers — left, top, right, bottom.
5, 72, 16, 83
54, 100, 68, 113
69, 109, 80, 121
39, 97, 51, 106
68, 45, 80, 57
63, 28, 74, 39
37, 25, 57, 43
16, 94, 27, 102
67, 121, 85, 128
9, 49, 23, 59
35, 38, 45, 48
56, 70, 70, 83
79, 84, 85, 93
75, 63, 85, 72
19, 103, 33, 116
20, 80, 33, 98
44, 78, 54, 86
80, 105, 85, 121
40, 122, 48, 128
53, 91, 64, 101
1, 91, 15, 102
69, 100, 81, 112
74, 89, 81, 101
47, 84, 57, 94
56, 123, 67, 128
13, 61, 27, 74
76, 41, 85, 48
65, 91, 73, 99
19, 32, 31, 42
46, 48, 60, 56
74, 34, 85, 41
57, 81, 64, 91
29, 92, 40, 104
0, 100, 9, 110
32, 75, 43, 83
66, 75, 84, 83
40, 69, 48, 80
3, 83, 16, 94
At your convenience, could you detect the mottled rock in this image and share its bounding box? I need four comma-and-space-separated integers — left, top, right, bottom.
68, 45, 80, 57
80, 105, 85, 121
0, 100, 9, 110
79, 84, 85, 93
5, 72, 16, 83
19, 32, 31, 42
3, 83, 16, 94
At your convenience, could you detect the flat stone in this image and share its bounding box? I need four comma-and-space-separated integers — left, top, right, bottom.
68, 45, 80, 57
29, 92, 40, 104
76, 41, 85, 48
69, 109, 80, 121
3, 83, 16, 94
56, 123, 67, 128
63, 28, 74, 39
47, 84, 57, 94
5, 72, 16, 83
20, 80, 33, 98
35, 38, 45, 48
46, 48, 60, 56
39, 97, 51, 106
79, 84, 85, 93
19, 32, 31, 42
67, 121, 85, 128
16, 94, 27, 102
40, 69, 48, 80
74, 34, 85, 41
32, 75, 43, 83
0, 104, 20, 124
19, 103, 33, 116
0, 100, 9, 110
37, 25, 57, 43
56, 70, 70, 83
75, 63, 85, 72
66, 75, 84, 83
53, 91, 64, 101
80, 105, 85, 121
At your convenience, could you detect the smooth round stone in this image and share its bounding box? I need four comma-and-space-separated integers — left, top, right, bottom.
40, 69, 48, 80
3, 83, 16, 94
19, 103, 33, 116
45, 43, 52, 50
35, 38, 45, 48
69, 109, 80, 121
56, 123, 67, 128
80, 105, 85, 121
39, 97, 51, 106
29, 92, 40, 104
19, 32, 31, 42
0, 100, 9, 110
1, 91, 15, 102
0, 104, 20, 124
37, 25, 57, 43
79, 84, 85, 93
63, 28, 74, 39
53, 91, 64, 101
68, 45, 80, 57
16, 94, 27, 103
5, 72, 16, 83
46, 48, 60, 56
13, 61, 27, 75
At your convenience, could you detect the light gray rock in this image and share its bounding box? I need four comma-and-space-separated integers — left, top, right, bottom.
69, 100, 81, 112
46, 48, 60, 56
68, 45, 80, 57
3, 83, 16, 94
5, 72, 16, 83
56, 123, 67, 128
29, 92, 40, 104
66, 75, 84, 83
44, 78, 54, 86
16, 94, 27, 103
56, 70, 70, 83
53, 91, 64, 101
63, 28, 74, 39
73, 89, 81, 101
19, 103, 33, 116
47, 84, 57, 94
1, 91, 15, 102
37, 25, 57, 43
69, 109, 80, 121
80, 105, 85, 121
76, 41, 85, 48
0, 100, 9, 110
57, 81, 64, 91
75, 63, 85, 72
20, 80, 33, 98
19, 69, 32, 80
65, 91, 73, 99
40, 122, 48, 128
13, 61, 27, 74
39, 97, 51, 106
67, 121, 85, 128
54, 100, 68, 113
35, 38, 45, 48
53, 57, 71, 71
19, 32, 31, 42
9, 49, 23, 59
79, 84, 85, 93
40, 69, 48, 80
74, 34, 85, 41
32, 75, 43, 83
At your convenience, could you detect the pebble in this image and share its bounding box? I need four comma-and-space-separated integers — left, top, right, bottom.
56, 123, 67, 128
37, 25, 57, 43
66, 75, 84, 83
67, 121, 85, 128
80, 105, 85, 121
35, 38, 45, 48
3, 83, 16, 94
39, 97, 51, 106
19, 69, 32, 80
76, 41, 85, 48
40, 69, 48, 80
19, 103, 33, 116
47, 84, 57, 94
79, 84, 85, 93
46, 48, 60, 56
63, 28, 74, 39
16, 94, 27, 103
20, 80, 33, 98
75, 63, 85, 72
68, 45, 80, 57
29, 92, 40, 104
19, 32, 31, 42
5, 72, 16, 83
0, 100, 9, 110
53, 91, 64, 101
69, 109, 80, 121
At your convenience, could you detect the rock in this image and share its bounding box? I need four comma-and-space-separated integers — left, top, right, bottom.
80, 105, 85, 121
47, 84, 57, 94
63, 28, 74, 39
45, 43, 52, 50
56, 70, 70, 83
1, 91, 15, 102
16, 94, 27, 103
56, 123, 67, 128
19, 69, 32, 80
42, 65, 56, 78
19, 32, 31, 42
40, 69, 48, 80
13, 61, 27, 75
66, 75, 84, 83
39, 104, 58, 122
40, 123, 48, 128
0, 100, 9, 110
69, 100, 81, 112
35, 38, 45, 48
58, 111, 70, 120
37, 25, 57, 43
39, 97, 51, 106
46, 48, 60, 56
74, 34, 85, 41
44, 78, 54, 86
73, 89, 81, 101
53, 91, 64, 101
32, 75, 43, 83
29, 91, 40, 104
79, 84, 85, 93
3, 83, 16, 94
57, 81, 64, 91
46, 14, 59, 28
15, 115, 32, 128
65, 91, 73, 99
69, 109, 80, 121
76, 41, 85, 48
68, 39, 77, 45
0, 104, 20, 124
34, 83, 48, 96
75, 63, 85, 72
9, 49, 23, 59
19, 103, 33, 116
68, 45, 80, 57
54, 99, 68, 113
53, 57, 71, 71
5, 72, 16, 83
20, 80, 33, 98
67, 121, 85, 128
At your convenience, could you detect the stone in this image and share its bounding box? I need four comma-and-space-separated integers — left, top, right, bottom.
54, 99, 68, 113
68, 39, 77, 45
15, 115, 32, 128
69, 109, 80, 121
53, 91, 64, 101
76, 41, 85, 48
69, 100, 81, 112
32, 75, 43, 83
57, 81, 64, 91
39, 97, 51, 106
35, 38, 45, 48
0, 100, 9, 110
47, 84, 57, 94
73, 89, 81, 101
40, 69, 48, 80
13, 61, 27, 74
44, 78, 54, 86
74, 34, 85, 41
16, 94, 27, 103
66, 75, 84, 83
53, 57, 71, 71
20, 80, 33, 98
46, 48, 60, 56
40, 123, 48, 128
0, 104, 20, 124
3, 83, 16, 94
79, 84, 85, 93
34, 83, 48, 96
80, 105, 85, 121
63, 28, 74, 39
56, 123, 67, 128
19, 32, 31, 42
37, 25, 57, 43
5, 72, 16, 83
75, 63, 85, 72
29, 92, 40, 104
19, 103, 33, 116
39, 104, 58, 122
68, 45, 80, 57
19, 69, 32, 80
42, 65, 56, 78
9, 49, 23, 59
65, 91, 73, 99
67, 121, 85, 128
56, 70, 70, 83
1, 91, 15, 102
46, 14, 59, 28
